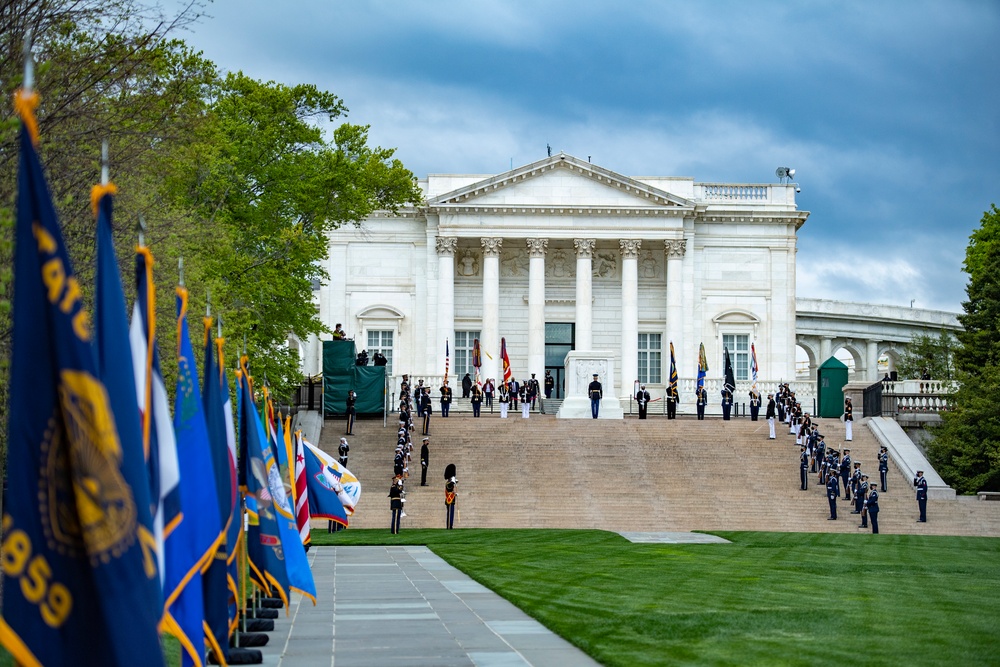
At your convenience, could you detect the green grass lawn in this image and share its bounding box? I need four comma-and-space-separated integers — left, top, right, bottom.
310, 529, 1000, 666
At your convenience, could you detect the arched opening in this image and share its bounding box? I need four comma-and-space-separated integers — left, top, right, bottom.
796, 343, 817, 380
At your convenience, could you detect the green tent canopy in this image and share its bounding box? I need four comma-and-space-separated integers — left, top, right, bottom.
323, 340, 386, 416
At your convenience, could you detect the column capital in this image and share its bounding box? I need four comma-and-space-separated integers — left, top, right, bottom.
435, 236, 458, 255
664, 239, 687, 257
574, 238, 596, 258
619, 239, 642, 259
481, 237, 503, 257
526, 237, 549, 257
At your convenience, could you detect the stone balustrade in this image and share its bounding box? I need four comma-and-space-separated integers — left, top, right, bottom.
696, 183, 771, 201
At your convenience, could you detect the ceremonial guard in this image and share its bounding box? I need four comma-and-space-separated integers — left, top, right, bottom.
666, 383, 678, 419
800, 445, 809, 491
521, 384, 531, 419
444, 464, 458, 529
814, 434, 826, 477
528, 373, 540, 409
420, 437, 430, 486
915, 470, 928, 522
398, 398, 411, 430
389, 477, 403, 534
826, 469, 840, 520
840, 449, 852, 500
867, 484, 880, 534
765, 393, 776, 438
498, 381, 510, 418
470, 384, 483, 417
421, 390, 433, 435
345, 388, 357, 435
844, 397, 854, 441
544, 370, 555, 399
414, 380, 426, 416
393, 446, 405, 478
589, 373, 603, 419
636, 384, 651, 419
338, 437, 350, 468
461, 373, 472, 398
850, 463, 863, 514
857, 475, 870, 528
749, 389, 761, 421
878, 447, 889, 492
695, 386, 707, 420
439, 380, 452, 417
721, 385, 734, 420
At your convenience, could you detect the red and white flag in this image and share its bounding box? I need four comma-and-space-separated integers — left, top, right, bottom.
293, 430, 311, 545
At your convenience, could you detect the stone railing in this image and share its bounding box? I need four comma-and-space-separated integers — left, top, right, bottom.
696, 184, 771, 202
884, 379, 957, 395
891, 393, 955, 414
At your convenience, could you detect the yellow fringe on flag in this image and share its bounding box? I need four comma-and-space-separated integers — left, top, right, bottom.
13, 88, 40, 146
90, 182, 118, 217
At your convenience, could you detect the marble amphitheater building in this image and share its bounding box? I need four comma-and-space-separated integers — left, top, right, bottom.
304, 152, 809, 410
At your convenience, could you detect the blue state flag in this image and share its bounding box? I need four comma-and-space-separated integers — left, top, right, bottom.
201, 318, 237, 660
0, 95, 164, 666
271, 412, 317, 603
164, 287, 223, 666
302, 444, 351, 526
238, 366, 291, 605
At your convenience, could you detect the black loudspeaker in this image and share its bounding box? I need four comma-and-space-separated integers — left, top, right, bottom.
890, 371, 898, 381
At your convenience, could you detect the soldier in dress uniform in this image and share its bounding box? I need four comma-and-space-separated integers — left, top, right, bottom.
636, 384, 651, 419
338, 437, 350, 468
815, 434, 826, 479
498, 381, 510, 418
400, 374, 410, 399
444, 464, 458, 529
389, 476, 403, 534
544, 371, 555, 399
439, 380, 452, 417
851, 463, 864, 514
520, 382, 530, 418
800, 445, 809, 491
420, 437, 430, 486
915, 470, 928, 522
528, 374, 540, 409
749, 389, 761, 421
721, 385, 734, 420
421, 390, 433, 435
857, 475, 870, 528
867, 483, 880, 534
666, 383, 679, 419
695, 386, 707, 420
826, 469, 839, 520
840, 449, 853, 500
878, 447, 889, 492
393, 447, 405, 478
345, 388, 357, 435
844, 397, 854, 441
414, 380, 425, 416
765, 394, 776, 438
589, 374, 603, 419
470, 384, 483, 417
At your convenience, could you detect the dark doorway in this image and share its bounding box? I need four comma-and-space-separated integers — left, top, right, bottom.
545, 323, 575, 399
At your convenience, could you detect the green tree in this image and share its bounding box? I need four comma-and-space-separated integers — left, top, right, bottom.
930, 205, 1000, 493
897, 331, 957, 381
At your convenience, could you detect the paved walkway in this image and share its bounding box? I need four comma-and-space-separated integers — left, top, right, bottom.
617, 531, 732, 544
259, 546, 600, 667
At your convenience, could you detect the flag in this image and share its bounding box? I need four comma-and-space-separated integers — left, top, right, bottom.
444, 338, 450, 385
751, 343, 759, 396
200, 317, 236, 663
697, 342, 708, 391
270, 410, 316, 603
472, 338, 482, 386
723, 347, 736, 393
669, 341, 679, 402
501, 337, 512, 384
0, 91, 164, 666
293, 430, 311, 546
302, 442, 354, 525
164, 287, 223, 666
130, 245, 182, 596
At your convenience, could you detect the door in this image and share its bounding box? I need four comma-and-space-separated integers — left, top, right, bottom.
544, 323, 574, 399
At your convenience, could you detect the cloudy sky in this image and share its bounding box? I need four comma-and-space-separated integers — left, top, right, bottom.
174, 0, 998, 313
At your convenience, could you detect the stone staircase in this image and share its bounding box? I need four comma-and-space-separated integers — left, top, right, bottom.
318, 414, 1000, 536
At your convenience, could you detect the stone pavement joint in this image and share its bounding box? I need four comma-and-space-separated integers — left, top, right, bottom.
259, 546, 599, 667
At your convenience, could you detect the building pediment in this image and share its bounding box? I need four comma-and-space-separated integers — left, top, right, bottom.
424, 153, 694, 214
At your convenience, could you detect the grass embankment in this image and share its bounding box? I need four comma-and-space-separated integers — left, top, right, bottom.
311, 529, 1000, 666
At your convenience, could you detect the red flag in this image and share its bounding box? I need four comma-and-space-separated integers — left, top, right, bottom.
501, 337, 512, 383
293, 430, 310, 546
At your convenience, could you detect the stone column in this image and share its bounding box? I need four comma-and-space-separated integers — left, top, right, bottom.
436, 236, 457, 376
574, 239, 596, 351
481, 237, 503, 382
620, 239, 641, 393
526, 238, 548, 380
665, 239, 686, 364
820, 336, 833, 364
866, 339, 880, 382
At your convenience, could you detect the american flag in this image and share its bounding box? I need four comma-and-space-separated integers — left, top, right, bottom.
444, 338, 450, 384
293, 429, 310, 546
751, 342, 759, 396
